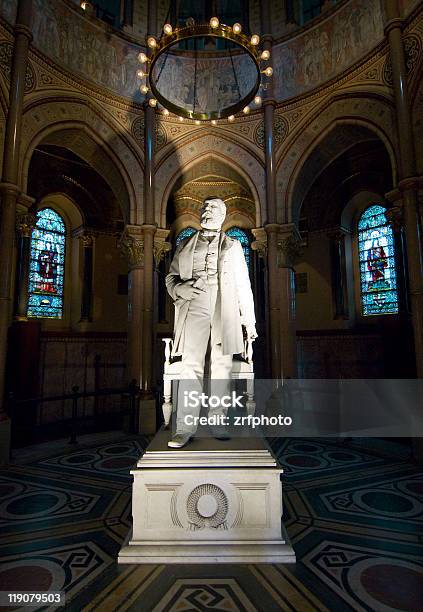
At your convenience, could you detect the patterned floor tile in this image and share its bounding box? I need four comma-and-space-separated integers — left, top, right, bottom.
0, 436, 422, 612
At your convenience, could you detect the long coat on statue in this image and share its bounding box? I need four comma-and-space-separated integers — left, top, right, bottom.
165, 232, 256, 357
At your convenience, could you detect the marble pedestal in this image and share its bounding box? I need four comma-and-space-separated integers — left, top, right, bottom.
119, 429, 295, 563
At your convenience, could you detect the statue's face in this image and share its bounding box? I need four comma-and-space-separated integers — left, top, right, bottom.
200, 198, 226, 230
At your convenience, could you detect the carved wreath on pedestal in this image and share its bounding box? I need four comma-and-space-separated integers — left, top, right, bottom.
186, 484, 228, 530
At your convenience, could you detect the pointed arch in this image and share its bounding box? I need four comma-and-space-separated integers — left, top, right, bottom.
277, 95, 398, 225
155, 136, 265, 228
20, 99, 143, 223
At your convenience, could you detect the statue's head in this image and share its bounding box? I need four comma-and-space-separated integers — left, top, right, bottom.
200, 197, 226, 231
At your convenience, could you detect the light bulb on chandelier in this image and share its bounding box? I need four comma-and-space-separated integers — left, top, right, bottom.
136, 15, 272, 121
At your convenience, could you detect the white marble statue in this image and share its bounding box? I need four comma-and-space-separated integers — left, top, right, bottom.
165, 197, 257, 448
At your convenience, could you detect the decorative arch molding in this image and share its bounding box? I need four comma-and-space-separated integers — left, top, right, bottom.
156, 136, 265, 228
20, 99, 143, 223
37, 192, 84, 231
277, 94, 398, 224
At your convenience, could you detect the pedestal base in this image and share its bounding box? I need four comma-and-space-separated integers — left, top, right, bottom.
119, 429, 295, 564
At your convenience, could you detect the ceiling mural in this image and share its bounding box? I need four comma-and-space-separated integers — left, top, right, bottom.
273, 0, 384, 100
1, 0, 385, 104
29, 0, 143, 101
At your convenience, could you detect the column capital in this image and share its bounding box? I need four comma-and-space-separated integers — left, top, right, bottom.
267, 224, 303, 268
118, 224, 157, 270
15, 211, 37, 237
153, 227, 171, 265
79, 234, 95, 248
251, 227, 268, 258
72, 226, 97, 245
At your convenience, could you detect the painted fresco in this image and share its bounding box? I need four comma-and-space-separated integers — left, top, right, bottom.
273, 0, 383, 99
1, 0, 384, 103
30, 0, 142, 100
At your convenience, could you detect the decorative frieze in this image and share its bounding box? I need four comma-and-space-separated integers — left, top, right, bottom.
15, 212, 37, 237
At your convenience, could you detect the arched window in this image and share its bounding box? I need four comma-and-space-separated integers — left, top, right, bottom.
358, 204, 399, 316
27, 208, 66, 319
176, 227, 196, 246
226, 227, 250, 266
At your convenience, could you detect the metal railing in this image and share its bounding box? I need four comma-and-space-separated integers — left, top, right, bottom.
6, 379, 141, 446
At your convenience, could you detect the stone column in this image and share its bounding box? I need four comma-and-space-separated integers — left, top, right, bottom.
384, 2, 423, 377
386, 204, 409, 314
141, 0, 158, 399
260, 28, 283, 379
0, 0, 33, 461
327, 228, 350, 320
119, 225, 145, 387
119, 224, 157, 434
265, 224, 282, 378
154, 228, 171, 326
277, 225, 302, 379
79, 233, 95, 322
251, 228, 268, 375
14, 211, 36, 320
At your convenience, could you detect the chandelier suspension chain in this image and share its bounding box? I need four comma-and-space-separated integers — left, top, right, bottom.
229, 47, 242, 104
193, 39, 198, 115
139, 6, 272, 120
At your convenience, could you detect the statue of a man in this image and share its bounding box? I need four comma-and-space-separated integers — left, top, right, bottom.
166, 197, 257, 448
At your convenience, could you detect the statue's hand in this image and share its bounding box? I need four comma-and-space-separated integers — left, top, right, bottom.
244, 324, 258, 340
175, 280, 204, 300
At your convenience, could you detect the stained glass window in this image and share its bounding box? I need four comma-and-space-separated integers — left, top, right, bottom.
176, 227, 196, 246
226, 227, 250, 266
27, 208, 66, 319
358, 204, 399, 316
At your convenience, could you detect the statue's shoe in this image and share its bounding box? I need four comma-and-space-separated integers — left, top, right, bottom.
209, 426, 231, 441
167, 433, 192, 448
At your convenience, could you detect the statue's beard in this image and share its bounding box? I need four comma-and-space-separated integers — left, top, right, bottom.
200, 215, 223, 231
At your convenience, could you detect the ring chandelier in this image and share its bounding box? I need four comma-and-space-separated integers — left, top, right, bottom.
136, 17, 273, 123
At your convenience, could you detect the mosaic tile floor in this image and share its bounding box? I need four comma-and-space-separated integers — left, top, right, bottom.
0, 436, 422, 611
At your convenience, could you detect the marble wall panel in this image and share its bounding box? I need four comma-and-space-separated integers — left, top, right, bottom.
297, 333, 385, 378
38, 336, 127, 424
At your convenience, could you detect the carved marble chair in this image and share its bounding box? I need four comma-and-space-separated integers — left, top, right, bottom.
161, 338, 256, 428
